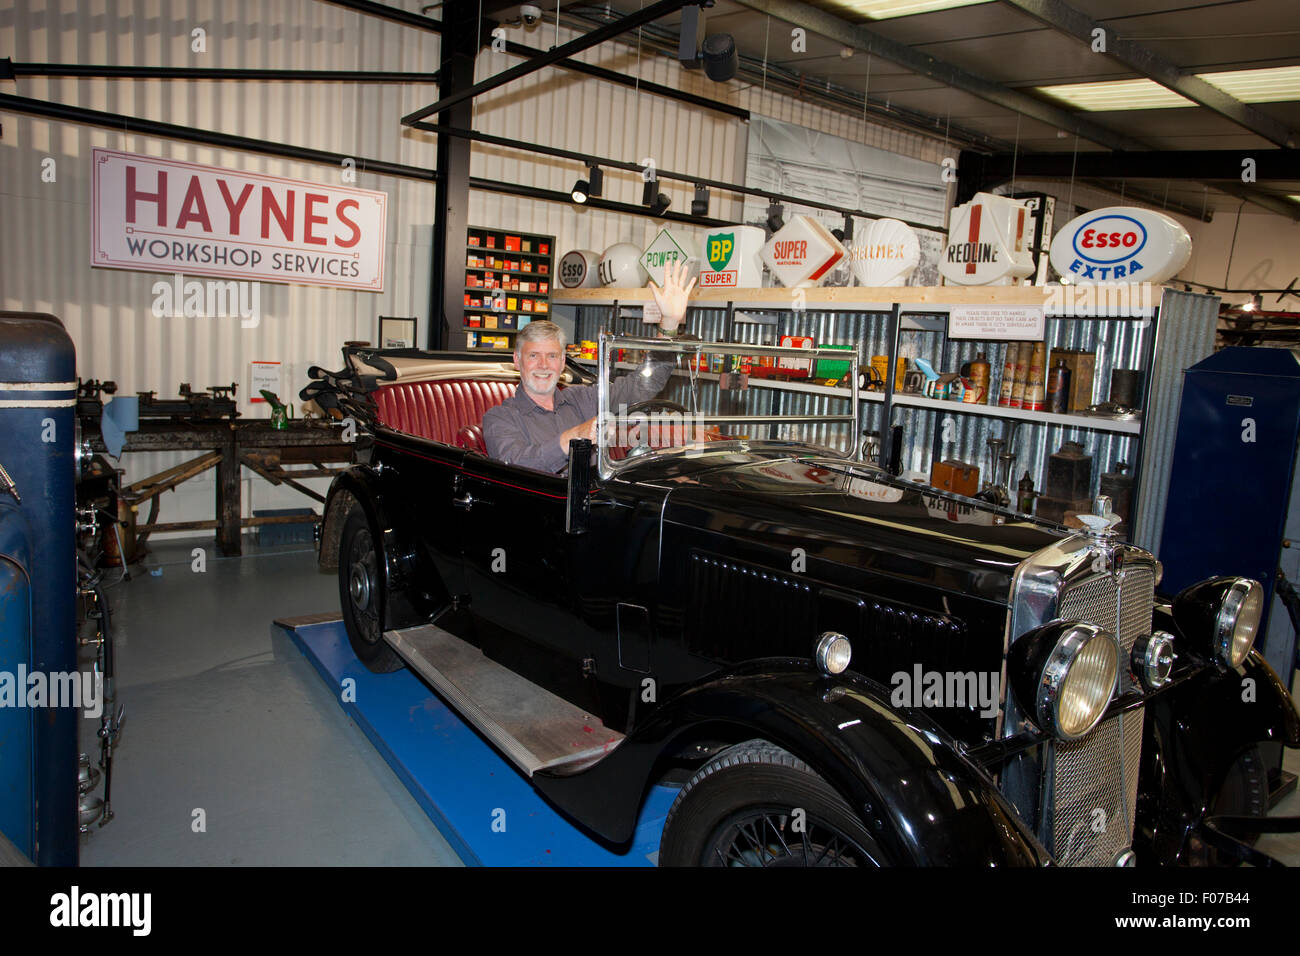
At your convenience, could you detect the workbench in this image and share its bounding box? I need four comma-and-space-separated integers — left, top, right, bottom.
89, 420, 353, 556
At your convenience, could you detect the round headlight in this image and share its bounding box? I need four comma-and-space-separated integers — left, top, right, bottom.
815, 632, 852, 675
1216, 578, 1262, 667
1132, 631, 1175, 690
1039, 625, 1119, 740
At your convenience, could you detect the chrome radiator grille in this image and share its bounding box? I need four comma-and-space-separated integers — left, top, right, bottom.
1047, 568, 1154, 866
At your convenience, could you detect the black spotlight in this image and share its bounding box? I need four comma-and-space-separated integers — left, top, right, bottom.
571, 164, 604, 204
642, 179, 671, 216
691, 184, 710, 218
701, 33, 737, 82
832, 214, 854, 243
766, 201, 785, 234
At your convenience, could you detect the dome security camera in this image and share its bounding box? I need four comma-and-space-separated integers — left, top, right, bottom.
520, 4, 542, 26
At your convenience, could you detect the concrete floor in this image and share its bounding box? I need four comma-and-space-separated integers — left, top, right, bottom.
73, 535, 1300, 867
77, 538, 462, 866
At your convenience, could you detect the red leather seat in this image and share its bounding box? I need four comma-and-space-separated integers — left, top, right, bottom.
373, 380, 515, 447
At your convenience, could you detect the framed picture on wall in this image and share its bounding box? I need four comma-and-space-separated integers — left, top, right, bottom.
378, 316, 417, 349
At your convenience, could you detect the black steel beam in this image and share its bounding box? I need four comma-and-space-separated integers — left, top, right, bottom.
734, 0, 1147, 152
501, 41, 748, 120
0, 92, 736, 228
402, 0, 690, 125
430, 2, 480, 351
962, 147, 1300, 220
973, 148, 1300, 182
319, 0, 445, 32
467, 176, 732, 227
2, 60, 439, 83
1003, 0, 1298, 149
0, 93, 440, 183
957, 148, 1214, 221
412, 120, 943, 230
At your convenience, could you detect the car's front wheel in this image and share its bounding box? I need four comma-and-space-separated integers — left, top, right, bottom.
339, 503, 404, 673
658, 740, 889, 867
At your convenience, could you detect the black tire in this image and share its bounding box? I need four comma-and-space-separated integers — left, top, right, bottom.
658, 739, 889, 867
338, 503, 404, 673
1188, 744, 1268, 866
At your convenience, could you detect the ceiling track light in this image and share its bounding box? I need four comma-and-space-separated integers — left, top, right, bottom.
642, 178, 671, 216
832, 214, 854, 243
571, 163, 604, 205
766, 201, 785, 234
700, 33, 737, 83
691, 184, 710, 218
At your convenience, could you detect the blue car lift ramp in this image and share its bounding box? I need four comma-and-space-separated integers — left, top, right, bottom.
275, 615, 675, 866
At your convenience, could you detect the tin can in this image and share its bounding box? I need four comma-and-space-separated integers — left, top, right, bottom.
1023, 342, 1047, 412
1047, 359, 1071, 414
998, 344, 1018, 407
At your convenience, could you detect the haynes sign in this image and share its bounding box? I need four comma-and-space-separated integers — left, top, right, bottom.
701, 225, 764, 288
761, 215, 847, 288
939, 193, 1035, 286
91, 148, 387, 291
1049, 206, 1191, 284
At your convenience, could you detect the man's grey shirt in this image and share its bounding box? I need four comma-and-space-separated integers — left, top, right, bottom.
483, 360, 673, 472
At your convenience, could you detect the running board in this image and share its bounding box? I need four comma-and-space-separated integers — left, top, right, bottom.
384, 624, 623, 776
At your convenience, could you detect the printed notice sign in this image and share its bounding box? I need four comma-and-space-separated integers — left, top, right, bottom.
948, 305, 1045, 340
91, 148, 387, 291
249, 362, 282, 402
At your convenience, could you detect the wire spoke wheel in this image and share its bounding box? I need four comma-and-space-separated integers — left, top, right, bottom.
705, 808, 868, 867
659, 739, 889, 867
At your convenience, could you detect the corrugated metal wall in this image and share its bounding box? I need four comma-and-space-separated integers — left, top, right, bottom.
1, 2, 953, 533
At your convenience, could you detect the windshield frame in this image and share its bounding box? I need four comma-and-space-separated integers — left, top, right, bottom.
595, 331, 861, 480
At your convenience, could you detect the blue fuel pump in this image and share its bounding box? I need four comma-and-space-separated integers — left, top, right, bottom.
0, 312, 79, 865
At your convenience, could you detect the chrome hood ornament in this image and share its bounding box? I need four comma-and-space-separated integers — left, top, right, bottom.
1076, 494, 1123, 537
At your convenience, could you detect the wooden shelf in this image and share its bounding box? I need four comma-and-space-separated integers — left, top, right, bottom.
552, 285, 1159, 318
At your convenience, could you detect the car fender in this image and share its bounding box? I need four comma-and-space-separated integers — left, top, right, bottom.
1135, 648, 1300, 864
320, 466, 443, 629
534, 660, 1050, 864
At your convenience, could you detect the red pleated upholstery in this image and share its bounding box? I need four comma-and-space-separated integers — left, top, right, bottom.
373, 380, 516, 446
456, 424, 486, 454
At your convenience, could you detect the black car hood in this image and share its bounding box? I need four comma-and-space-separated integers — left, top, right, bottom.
624, 444, 1068, 604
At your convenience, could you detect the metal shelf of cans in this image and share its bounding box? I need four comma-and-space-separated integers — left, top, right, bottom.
555, 287, 1159, 531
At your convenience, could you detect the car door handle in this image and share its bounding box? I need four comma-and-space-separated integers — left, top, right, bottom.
452, 491, 474, 511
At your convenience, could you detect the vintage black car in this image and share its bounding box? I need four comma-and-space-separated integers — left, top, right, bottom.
303, 334, 1299, 867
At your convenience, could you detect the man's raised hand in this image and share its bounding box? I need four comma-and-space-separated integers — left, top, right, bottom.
649, 258, 697, 333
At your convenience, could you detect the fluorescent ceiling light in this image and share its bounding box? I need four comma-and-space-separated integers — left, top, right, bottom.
1036, 79, 1193, 111
822, 0, 991, 20
1038, 67, 1300, 113
1197, 66, 1300, 103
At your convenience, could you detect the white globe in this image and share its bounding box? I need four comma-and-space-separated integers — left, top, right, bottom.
598, 243, 648, 287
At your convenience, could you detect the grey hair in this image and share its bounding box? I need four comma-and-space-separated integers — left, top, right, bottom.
514, 320, 566, 353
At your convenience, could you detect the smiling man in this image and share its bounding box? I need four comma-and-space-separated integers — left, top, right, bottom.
483, 259, 696, 472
